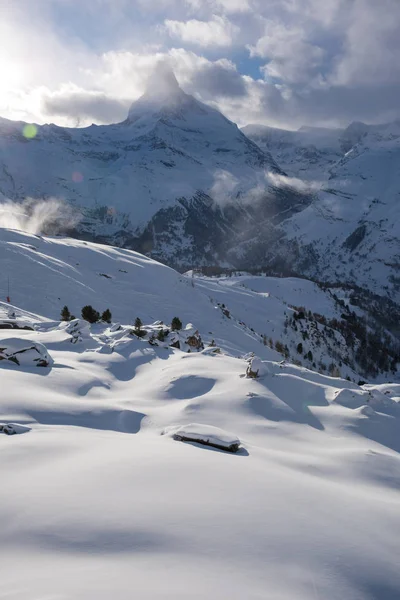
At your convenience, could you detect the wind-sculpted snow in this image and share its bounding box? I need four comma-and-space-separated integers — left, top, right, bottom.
1, 312, 400, 599
1, 228, 398, 382
0, 231, 399, 598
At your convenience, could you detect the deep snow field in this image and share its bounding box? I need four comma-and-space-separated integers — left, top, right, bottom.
1, 229, 400, 599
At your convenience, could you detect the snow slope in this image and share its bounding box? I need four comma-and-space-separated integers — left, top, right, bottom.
1, 317, 400, 599
280, 122, 400, 299
242, 123, 343, 180
2, 227, 399, 381
1, 227, 400, 598
1, 227, 387, 381
243, 120, 400, 301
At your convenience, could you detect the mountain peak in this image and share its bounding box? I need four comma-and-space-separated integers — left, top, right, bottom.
127, 64, 187, 122
145, 63, 181, 98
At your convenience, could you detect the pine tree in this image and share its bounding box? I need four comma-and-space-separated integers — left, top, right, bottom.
297, 342, 303, 354
171, 316, 182, 331
101, 308, 112, 323
134, 317, 142, 331
81, 305, 100, 324
157, 329, 165, 342
61, 305, 71, 321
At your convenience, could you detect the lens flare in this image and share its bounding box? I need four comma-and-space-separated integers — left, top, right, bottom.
72, 171, 84, 183
23, 124, 37, 139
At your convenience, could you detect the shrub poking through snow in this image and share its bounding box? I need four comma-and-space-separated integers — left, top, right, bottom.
101, 308, 112, 323
168, 324, 204, 352
186, 330, 204, 350
60, 305, 71, 321
81, 305, 100, 324
0, 338, 53, 367
62, 318, 90, 344
148, 333, 157, 346
246, 356, 269, 379
157, 329, 166, 342
165, 423, 241, 453
171, 317, 182, 331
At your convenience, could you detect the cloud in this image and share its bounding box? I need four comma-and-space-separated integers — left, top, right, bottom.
266, 172, 322, 193
185, 0, 252, 14
0, 0, 400, 130
164, 15, 238, 47
210, 170, 240, 207
0, 198, 80, 235
249, 21, 325, 84
41, 86, 130, 124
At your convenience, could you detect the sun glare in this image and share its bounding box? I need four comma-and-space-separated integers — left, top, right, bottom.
0, 57, 23, 94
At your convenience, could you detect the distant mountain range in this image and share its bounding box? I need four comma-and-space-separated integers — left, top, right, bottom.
0, 68, 399, 302
243, 120, 400, 302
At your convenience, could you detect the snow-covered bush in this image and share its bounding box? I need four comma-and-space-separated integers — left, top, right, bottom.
60, 318, 90, 343
169, 324, 204, 352
246, 356, 270, 379
0, 338, 53, 367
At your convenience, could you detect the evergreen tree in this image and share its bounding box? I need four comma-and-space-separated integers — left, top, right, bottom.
171, 316, 182, 331
296, 342, 303, 354
81, 305, 100, 324
101, 308, 112, 323
61, 305, 71, 321
134, 317, 142, 331
157, 329, 166, 342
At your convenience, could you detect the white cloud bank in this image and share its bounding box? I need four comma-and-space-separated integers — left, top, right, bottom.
164, 15, 239, 47
0, 0, 399, 130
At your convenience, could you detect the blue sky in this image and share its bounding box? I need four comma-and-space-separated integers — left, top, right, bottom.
0, 0, 399, 129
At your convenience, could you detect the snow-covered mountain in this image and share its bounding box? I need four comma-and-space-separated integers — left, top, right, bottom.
0, 67, 309, 268
244, 120, 400, 303
1, 228, 400, 599
242, 123, 344, 180
0, 69, 399, 303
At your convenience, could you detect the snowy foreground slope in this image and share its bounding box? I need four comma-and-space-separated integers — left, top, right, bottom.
2, 227, 398, 381
1, 229, 400, 599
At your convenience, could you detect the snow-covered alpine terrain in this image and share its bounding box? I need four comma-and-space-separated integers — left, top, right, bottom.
1, 228, 400, 599
0, 68, 399, 304
244, 120, 400, 301
0, 66, 309, 268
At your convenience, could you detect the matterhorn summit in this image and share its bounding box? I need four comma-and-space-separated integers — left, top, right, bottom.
0, 63, 308, 268
127, 63, 193, 121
